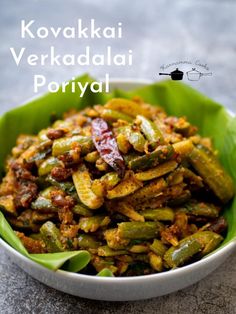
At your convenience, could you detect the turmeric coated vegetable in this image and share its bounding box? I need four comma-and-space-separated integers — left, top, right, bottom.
79, 215, 111, 233
137, 115, 164, 148
180, 201, 220, 218
0, 97, 234, 277
164, 231, 223, 268
72, 164, 103, 209
52, 135, 94, 156
134, 160, 177, 181
95, 106, 133, 123
106, 171, 143, 199
129, 145, 174, 171
149, 239, 168, 257
40, 221, 64, 253
164, 237, 202, 268
0, 195, 17, 216
118, 221, 164, 240
117, 125, 146, 153
111, 201, 145, 222
38, 156, 63, 176
141, 208, 175, 221
77, 234, 102, 249
189, 145, 235, 203
105, 98, 153, 118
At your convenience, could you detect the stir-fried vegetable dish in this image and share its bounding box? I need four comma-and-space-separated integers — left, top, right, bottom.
0, 97, 234, 276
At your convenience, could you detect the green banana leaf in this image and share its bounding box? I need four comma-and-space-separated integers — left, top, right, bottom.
0, 74, 235, 274
0, 211, 91, 271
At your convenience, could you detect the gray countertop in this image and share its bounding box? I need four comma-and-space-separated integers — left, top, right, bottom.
0, 0, 236, 313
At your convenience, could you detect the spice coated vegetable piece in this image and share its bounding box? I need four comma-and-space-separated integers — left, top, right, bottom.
52, 135, 94, 156
95, 158, 110, 172
190, 231, 223, 256
106, 171, 143, 199
164, 231, 223, 268
189, 145, 235, 203
27, 148, 51, 165
0, 195, 17, 216
77, 234, 102, 249
166, 167, 184, 186
134, 160, 178, 181
123, 152, 141, 167
126, 129, 146, 153
104, 228, 130, 250
149, 252, 163, 272
29, 233, 43, 240
117, 126, 146, 153
91, 179, 104, 197
97, 245, 128, 257
38, 129, 50, 142
31, 211, 55, 223
40, 221, 64, 253
38, 186, 55, 199
173, 139, 194, 157
52, 119, 74, 129
16, 231, 46, 254
129, 145, 175, 171
118, 221, 164, 240
38, 156, 63, 176
91, 180, 105, 198
113, 201, 145, 222
79, 215, 111, 233
0, 169, 15, 196
149, 239, 168, 257
84, 151, 100, 163
126, 178, 167, 202
72, 203, 93, 217
181, 201, 220, 218
181, 167, 204, 188
91, 118, 126, 178
92, 256, 118, 274
46, 176, 76, 195
105, 98, 153, 119
15, 209, 55, 226
167, 190, 192, 207
129, 244, 149, 253
12, 134, 38, 158
99, 172, 121, 190
173, 118, 191, 136
116, 133, 131, 154
31, 196, 58, 213
72, 164, 104, 209
164, 238, 202, 268
95, 106, 133, 123
16, 144, 39, 164
8, 217, 40, 232
136, 115, 164, 147
141, 208, 175, 222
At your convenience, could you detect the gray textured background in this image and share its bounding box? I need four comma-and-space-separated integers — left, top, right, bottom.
0, 0, 236, 313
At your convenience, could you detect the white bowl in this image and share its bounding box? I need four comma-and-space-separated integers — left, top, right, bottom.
1, 79, 236, 301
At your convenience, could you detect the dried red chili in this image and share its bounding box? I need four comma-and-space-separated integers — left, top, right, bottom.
91, 118, 125, 178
